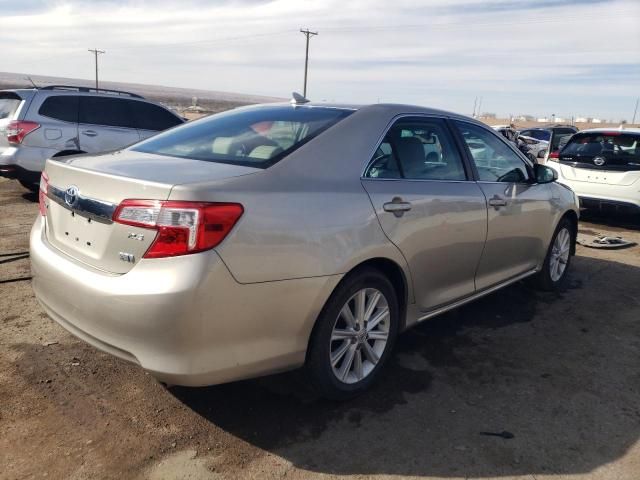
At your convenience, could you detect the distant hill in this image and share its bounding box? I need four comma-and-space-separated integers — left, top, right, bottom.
0, 71, 285, 114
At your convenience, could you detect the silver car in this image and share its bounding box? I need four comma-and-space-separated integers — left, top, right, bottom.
0, 86, 183, 190
30, 101, 579, 399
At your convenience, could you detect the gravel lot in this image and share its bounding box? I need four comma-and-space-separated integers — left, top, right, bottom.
1, 176, 639, 480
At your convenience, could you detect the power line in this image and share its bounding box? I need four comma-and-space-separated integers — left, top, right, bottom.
300, 28, 318, 98
88, 48, 105, 90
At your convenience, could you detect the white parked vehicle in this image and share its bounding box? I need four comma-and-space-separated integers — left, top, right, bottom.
547, 128, 640, 213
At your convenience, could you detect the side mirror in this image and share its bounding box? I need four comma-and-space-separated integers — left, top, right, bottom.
534, 163, 557, 184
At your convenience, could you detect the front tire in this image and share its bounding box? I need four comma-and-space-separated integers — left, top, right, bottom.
533, 218, 574, 291
306, 268, 399, 400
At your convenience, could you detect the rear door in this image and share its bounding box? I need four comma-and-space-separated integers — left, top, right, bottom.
453, 120, 554, 289
362, 116, 487, 311
128, 100, 184, 140
78, 96, 140, 153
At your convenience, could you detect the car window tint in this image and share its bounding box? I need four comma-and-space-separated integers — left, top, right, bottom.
455, 121, 530, 183
79, 97, 133, 128
564, 133, 640, 159
365, 118, 466, 181
38, 96, 79, 123
129, 101, 183, 131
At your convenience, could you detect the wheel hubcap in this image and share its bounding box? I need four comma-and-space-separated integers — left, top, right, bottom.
330, 288, 390, 384
550, 227, 571, 282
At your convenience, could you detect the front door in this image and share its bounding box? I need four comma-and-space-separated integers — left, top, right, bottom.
362, 116, 487, 312
453, 120, 554, 290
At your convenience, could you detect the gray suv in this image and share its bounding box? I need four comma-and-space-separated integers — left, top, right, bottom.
0, 86, 184, 190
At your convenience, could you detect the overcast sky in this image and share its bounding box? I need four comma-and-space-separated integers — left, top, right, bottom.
2, 0, 639, 120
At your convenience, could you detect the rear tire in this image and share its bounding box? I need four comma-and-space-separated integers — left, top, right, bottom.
306, 268, 399, 400
533, 218, 574, 291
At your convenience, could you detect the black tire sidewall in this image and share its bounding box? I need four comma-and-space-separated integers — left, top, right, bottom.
540, 219, 573, 290
306, 268, 399, 400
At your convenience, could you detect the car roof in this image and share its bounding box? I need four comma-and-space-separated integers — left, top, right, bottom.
267, 101, 488, 125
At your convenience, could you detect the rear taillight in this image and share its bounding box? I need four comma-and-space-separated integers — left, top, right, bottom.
113, 200, 243, 258
549, 151, 560, 161
39, 172, 49, 216
6, 120, 40, 144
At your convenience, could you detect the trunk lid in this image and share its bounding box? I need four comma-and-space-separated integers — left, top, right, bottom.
43, 151, 259, 274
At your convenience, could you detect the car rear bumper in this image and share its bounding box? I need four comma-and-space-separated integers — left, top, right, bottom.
552, 177, 640, 210
579, 196, 640, 213
30, 216, 341, 386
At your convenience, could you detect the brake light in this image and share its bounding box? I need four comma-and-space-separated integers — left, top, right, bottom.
6, 120, 40, 144
39, 172, 49, 216
113, 200, 243, 258
549, 151, 560, 161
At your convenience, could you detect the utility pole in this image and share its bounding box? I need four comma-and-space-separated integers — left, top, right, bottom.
300, 29, 318, 98
477, 97, 483, 118
472, 96, 478, 117
632, 98, 639, 125
88, 48, 105, 90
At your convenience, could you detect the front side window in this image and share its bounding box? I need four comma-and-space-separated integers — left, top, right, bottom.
455, 121, 530, 183
364, 118, 466, 181
132, 105, 353, 168
39, 96, 79, 123
79, 97, 134, 128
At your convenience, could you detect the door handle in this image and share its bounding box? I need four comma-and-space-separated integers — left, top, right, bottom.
488, 196, 507, 208
383, 197, 412, 217
82, 130, 98, 137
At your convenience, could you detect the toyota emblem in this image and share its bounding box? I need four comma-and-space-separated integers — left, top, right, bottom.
64, 185, 79, 208
593, 156, 606, 166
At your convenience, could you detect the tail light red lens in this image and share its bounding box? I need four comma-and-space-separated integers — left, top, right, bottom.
113, 200, 243, 258
7, 120, 40, 144
548, 151, 560, 161
38, 172, 49, 216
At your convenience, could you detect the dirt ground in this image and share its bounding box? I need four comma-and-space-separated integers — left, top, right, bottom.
1, 177, 639, 480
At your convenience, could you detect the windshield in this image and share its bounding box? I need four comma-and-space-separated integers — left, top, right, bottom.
132, 105, 354, 168
0, 97, 21, 120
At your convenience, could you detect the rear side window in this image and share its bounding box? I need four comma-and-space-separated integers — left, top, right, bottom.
129, 101, 183, 131
131, 105, 353, 168
79, 97, 133, 128
364, 117, 467, 181
39, 96, 79, 123
0, 94, 23, 120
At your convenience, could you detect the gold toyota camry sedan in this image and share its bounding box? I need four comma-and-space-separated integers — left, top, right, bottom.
31, 101, 579, 399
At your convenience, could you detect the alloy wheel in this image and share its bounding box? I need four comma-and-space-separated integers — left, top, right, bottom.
550, 227, 571, 282
329, 288, 390, 384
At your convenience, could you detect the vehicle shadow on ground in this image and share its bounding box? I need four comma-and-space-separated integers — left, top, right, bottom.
579, 208, 640, 232
172, 255, 640, 477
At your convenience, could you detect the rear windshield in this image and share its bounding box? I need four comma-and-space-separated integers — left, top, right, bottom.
131, 105, 353, 168
563, 132, 640, 158
0, 96, 21, 120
